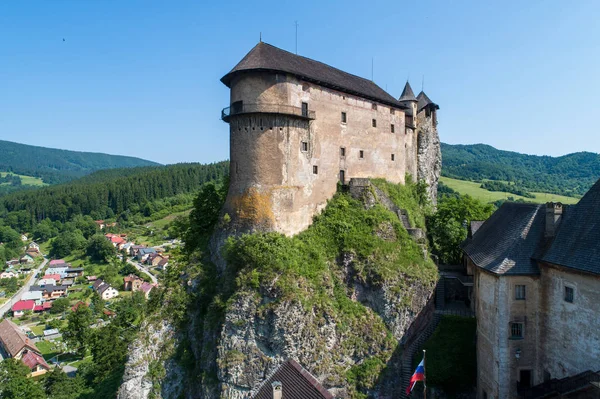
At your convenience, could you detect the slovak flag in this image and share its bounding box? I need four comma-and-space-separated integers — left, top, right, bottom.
406, 357, 425, 396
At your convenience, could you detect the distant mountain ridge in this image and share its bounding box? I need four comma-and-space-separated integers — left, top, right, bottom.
0, 139, 160, 185
441, 143, 600, 197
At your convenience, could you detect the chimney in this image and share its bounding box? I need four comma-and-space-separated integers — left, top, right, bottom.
272, 381, 282, 399
545, 202, 563, 237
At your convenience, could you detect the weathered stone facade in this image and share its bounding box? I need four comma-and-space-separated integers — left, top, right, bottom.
221, 43, 440, 236
464, 197, 600, 398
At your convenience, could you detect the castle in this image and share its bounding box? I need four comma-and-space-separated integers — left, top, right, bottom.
462, 186, 600, 398
220, 42, 441, 235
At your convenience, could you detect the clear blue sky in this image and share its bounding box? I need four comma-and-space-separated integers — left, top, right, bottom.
1, 0, 599, 164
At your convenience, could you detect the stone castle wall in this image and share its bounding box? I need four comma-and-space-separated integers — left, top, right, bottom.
224, 71, 437, 236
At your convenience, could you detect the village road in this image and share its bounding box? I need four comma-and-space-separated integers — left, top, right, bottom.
0, 257, 48, 318
126, 258, 158, 285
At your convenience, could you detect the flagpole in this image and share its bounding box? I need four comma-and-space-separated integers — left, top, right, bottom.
423, 349, 427, 399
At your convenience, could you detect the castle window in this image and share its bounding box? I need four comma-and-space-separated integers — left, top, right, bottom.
302, 102, 309, 117
515, 285, 526, 300
359, 150, 364, 159
510, 322, 523, 339
391, 154, 395, 161
372, 119, 377, 128
301, 142, 308, 152
565, 286, 574, 303
391, 124, 395, 133
340, 147, 346, 157
372, 103, 377, 110
390, 108, 395, 115
341, 112, 347, 123
313, 165, 318, 174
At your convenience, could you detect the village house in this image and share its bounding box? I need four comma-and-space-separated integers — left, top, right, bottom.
25, 247, 41, 258
22, 291, 43, 303
37, 278, 58, 287
27, 241, 40, 251
19, 254, 34, 264
0, 319, 50, 376
30, 284, 68, 300
105, 233, 127, 249
11, 300, 35, 317
63, 267, 84, 278
123, 274, 144, 291
48, 259, 68, 268
146, 253, 167, 267
462, 178, 600, 398
92, 279, 119, 300
0, 270, 18, 279
5, 259, 20, 267
95, 220, 106, 229
156, 257, 169, 271
139, 282, 155, 299
137, 247, 157, 262
33, 302, 52, 313
129, 245, 147, 257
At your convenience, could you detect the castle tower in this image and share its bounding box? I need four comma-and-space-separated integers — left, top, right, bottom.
398, 82, 419, 179
220, 42, 439, 235
415, 91, 441, 204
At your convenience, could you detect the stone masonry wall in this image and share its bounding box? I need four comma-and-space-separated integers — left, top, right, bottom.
224, 72, 440, 236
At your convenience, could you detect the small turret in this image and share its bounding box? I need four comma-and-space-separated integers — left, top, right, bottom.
416, 91, 439, 125
399, 81, 418, 129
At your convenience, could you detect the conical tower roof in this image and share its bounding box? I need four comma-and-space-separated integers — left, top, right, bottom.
417, 91, 439, 111
398, 81, 417, 102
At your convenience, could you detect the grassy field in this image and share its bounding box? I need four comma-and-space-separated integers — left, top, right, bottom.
440, 177, 579, 204
0, 171, 47, 186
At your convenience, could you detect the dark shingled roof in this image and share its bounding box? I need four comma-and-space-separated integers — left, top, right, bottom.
251, 359, 333, 399
417, 91, 439, 112
543, 178, 600, 274
222, 42, 406, 110
399, 81, 417, 102
461, 203, 545, 275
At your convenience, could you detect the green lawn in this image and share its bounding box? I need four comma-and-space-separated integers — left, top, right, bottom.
0, 171, 47, 186
440, 177, 579, 204
415, 316, 477, 393
30, 324, 46, 336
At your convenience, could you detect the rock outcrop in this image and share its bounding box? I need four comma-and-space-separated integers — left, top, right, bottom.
118, 179, 438, 399
417, 120, 442, 205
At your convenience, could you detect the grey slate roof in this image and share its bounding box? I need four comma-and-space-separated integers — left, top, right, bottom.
543, 178, 600, 274
399, 81, 417, 102
251, 359, 333, 399
470, 221, 485, 237
417, 91, 439, 112
222, 42, 406, 110
461, 203, 545, 275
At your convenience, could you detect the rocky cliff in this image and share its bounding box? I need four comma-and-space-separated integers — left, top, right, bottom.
417, 119, 442, 205
119, 179, 437, 399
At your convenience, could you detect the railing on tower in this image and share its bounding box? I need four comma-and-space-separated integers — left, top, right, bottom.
221, 103, 316, 123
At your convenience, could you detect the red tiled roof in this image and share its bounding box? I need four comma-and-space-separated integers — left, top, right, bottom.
49, 259, 66, 266
0, 320, 40, 358
140, 282, 155, 293
43, 274, 61, 281
21, 351, 50, 371
12, 300, 35, 312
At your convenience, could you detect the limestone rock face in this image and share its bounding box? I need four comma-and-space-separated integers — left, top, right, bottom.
417, 120, 442, 205
117, 320, 184, 399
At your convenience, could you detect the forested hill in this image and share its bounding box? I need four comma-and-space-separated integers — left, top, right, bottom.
0, 162, 228, 231
441, 143, 600, 197
0, 139, 160, 184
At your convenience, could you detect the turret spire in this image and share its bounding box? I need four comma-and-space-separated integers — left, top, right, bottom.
399, 81, 417, 102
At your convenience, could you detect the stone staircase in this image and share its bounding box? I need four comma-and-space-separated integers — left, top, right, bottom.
399, 209, 411, 230
435, 279, 445, 309
400, 313, 442, 396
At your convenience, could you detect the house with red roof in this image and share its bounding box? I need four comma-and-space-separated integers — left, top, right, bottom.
105, 233, 126, 249
140, 282, 156, 299
12, 300, 35, 318
0, 319, 49, 376
21, 351, 50, 376
33, 302, 52, 313
42, 274, 61, 282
